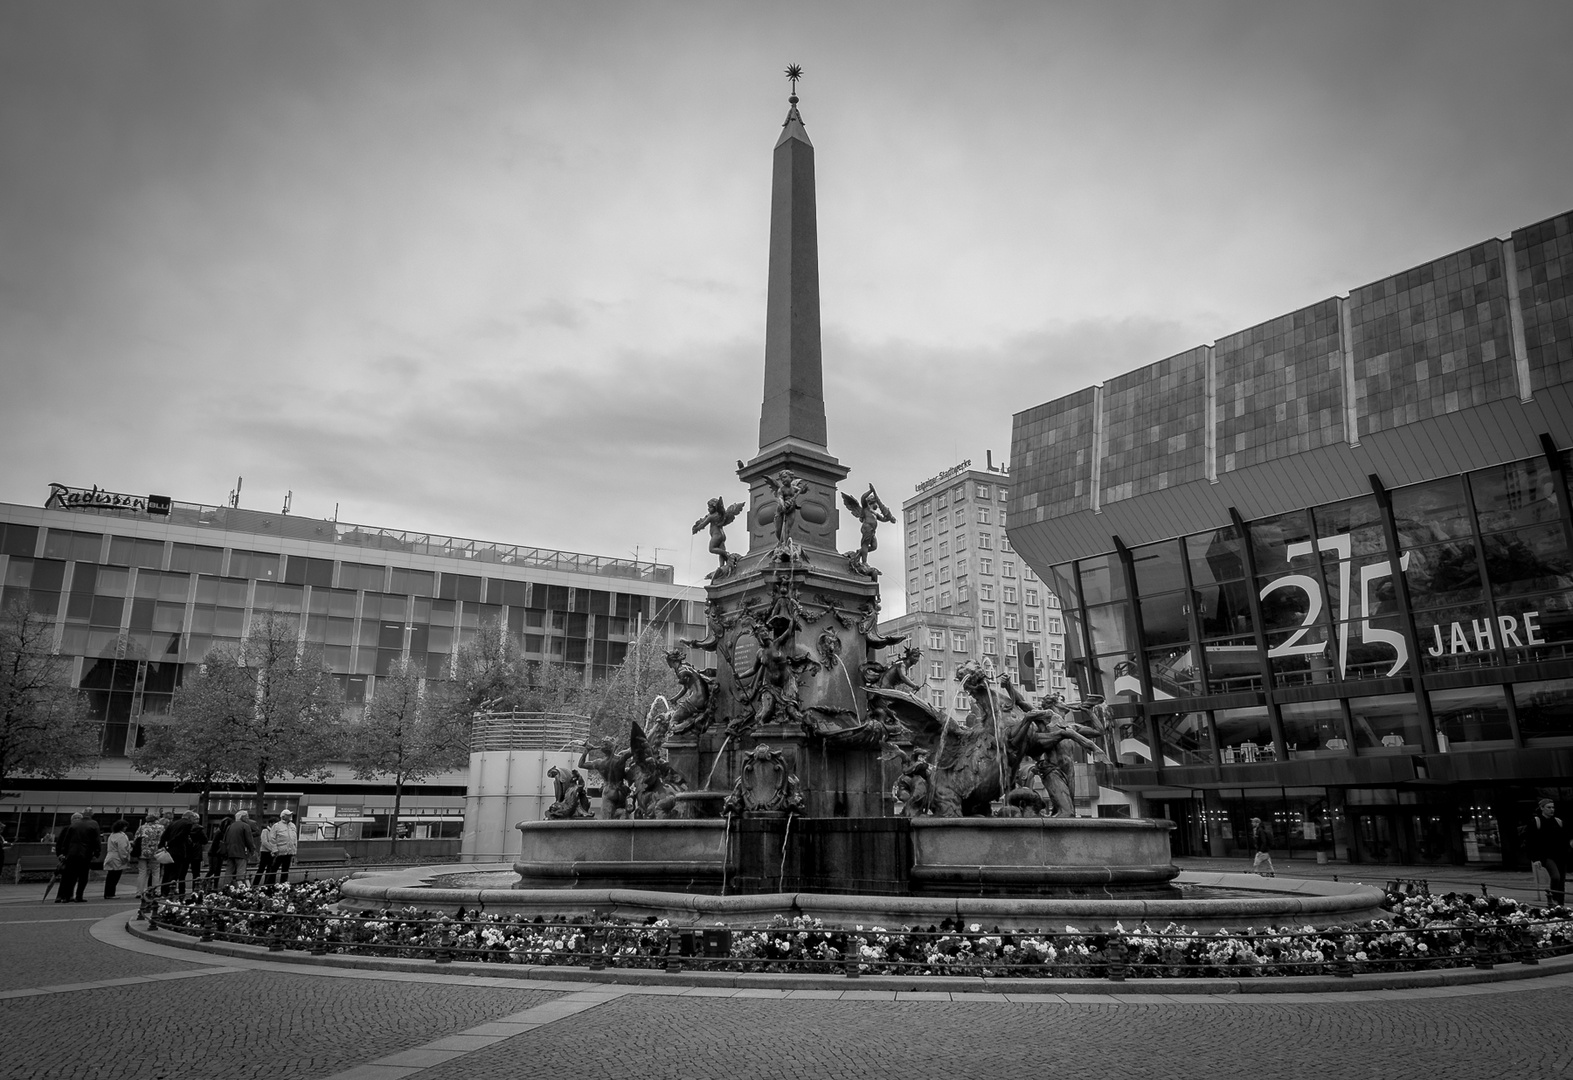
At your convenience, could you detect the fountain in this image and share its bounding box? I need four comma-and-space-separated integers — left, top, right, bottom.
341, 72, 1387, 930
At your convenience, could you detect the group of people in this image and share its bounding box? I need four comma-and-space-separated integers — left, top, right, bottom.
45, 806, 300, 903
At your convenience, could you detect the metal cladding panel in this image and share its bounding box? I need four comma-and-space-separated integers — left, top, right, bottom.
1010, 397, 1573, 571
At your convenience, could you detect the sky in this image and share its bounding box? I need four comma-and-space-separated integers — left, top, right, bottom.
3, 1, 1571, 616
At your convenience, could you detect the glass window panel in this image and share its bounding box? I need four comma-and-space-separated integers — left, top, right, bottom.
390, 567, 436, 597
1405, 540, 1483, 609
1093, 654, 1141, 703
108, 536, 163, 569
170, 544, 223, 575
429, 599, 456, 627
1470, 457, 1560, 533
152, 602, 185, 633
1145, 645, 1202, 696
1194, 580, 1254, 638
440, 572, 482, 603
1200, 636, 1264, 693
285, 556, 334, 588
129, 597, 155, 630
339, 562, 384, 591
1077, 555, 1125, 605
1248, 510, 1313, 576
358, 620, 381, 646
95, 567, 129, 596
1268, 631, 1338, 687
1312, 497, 1387, 560
217, 578, 249, 607
1415, 603, 1500, 674
1, 523, 38, 558
1280, 699, 1351, 758
59, 625, 89, 654
1391, 477, 1472, 545
1214, 705, 1274, 762
195, 575, 218, 604
1049, 563, 1079, 608
158, 573, 190, 603
322, 645, 352, 670
1490, 593, 1573, 664
1085, 602, 1132, 655
229, 550, 280, 581
1186, 526, 1246, 584
89, 596, 124, 627
1481, 524, 1571, 597
43, 529, 102, 562
1138, 591, 1189, 646
1257, 569, 1324, 634
1130, 541, 1186, 596
30, 559, 65, 592
134, 570, 162, 599
191, 608, 216, 634
214, 608, 246, 636
4, 558, 31, 587
427, 626, 453, 652
1428, 685, 1512, 747
1348, 694, 1426, 752
353, 647, 376, 675
1513, 677, 1573, 741
1340, 619, 1409, 680
1155, 710, 1214, 766
377, 622, 404, 650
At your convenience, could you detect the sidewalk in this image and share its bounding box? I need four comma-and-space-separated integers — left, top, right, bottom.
1174, 855, 1550, 905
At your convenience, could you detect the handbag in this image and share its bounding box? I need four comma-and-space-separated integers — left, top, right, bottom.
155, 848, 175, 865
130, 836, 143, 860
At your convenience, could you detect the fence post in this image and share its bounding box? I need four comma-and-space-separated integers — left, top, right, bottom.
588, 927, 606, 972
1106, 941, 1128, 983
664, 934, 684, 974
1332, 939, 1354, 978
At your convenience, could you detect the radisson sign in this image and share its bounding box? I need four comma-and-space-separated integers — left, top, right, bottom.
46, 483, 171, 516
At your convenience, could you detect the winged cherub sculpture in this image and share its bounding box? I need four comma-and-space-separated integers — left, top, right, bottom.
692, 496, 746, 575
842, 484, 895, 576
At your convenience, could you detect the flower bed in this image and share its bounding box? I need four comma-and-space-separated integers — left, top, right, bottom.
147, 880, 1573, 980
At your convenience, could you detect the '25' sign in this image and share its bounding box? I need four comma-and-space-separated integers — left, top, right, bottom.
1259, 535, 1411, 678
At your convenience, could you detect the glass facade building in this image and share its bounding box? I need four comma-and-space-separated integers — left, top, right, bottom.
1009, 209, 1573, 867
0, 493, 706, 836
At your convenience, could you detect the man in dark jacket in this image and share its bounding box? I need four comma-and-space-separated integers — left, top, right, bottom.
1525, 798, 1571, 907
219, 810, 256, 889
54, 811, 102, 903
158, 811, 205, 897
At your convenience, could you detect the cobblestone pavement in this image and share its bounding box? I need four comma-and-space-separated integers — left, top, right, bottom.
2, 894, 1572, 1080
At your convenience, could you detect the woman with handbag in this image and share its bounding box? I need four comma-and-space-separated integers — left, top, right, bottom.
102, 820, 132, 900
133, 811, 170, 898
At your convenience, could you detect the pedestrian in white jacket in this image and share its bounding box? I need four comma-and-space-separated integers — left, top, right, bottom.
261, 810, 298, 886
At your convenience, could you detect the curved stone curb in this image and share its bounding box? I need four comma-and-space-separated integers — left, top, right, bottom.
336, 864, 1390, 930
124, 916, 1573, 996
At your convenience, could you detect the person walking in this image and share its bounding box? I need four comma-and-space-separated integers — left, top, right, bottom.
159, 811, 205, 897
253, 815, 278, 887
1250, 816, 1275, 877
0, 824, 11, 882
206, 816, 232, 889
133, 812, 170, 899
262, 810, 298, 886
219, 810, 256, 889
54, 811, 101, 903
1525, 797, 1571, 907
102, 820, 132, 900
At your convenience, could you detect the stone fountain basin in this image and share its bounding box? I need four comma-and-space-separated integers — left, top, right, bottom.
339, 863, 1390, 931
909, 817, 1178, 894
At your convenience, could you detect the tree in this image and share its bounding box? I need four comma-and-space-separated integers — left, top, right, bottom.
0, 600, 100, 793
583, 626, 680, 746
135, 611, 342, 820
347, 657, 468, 853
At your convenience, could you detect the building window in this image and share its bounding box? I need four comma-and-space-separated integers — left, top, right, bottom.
977, 508, 991, 525
957, 585, 970, 602
908, 576, 920, 593
939, 565, 951, 583
978, 533, 993, 550
922, 520, 933, 537
955, 532, 968, 550
983, 636, 996, 655
931, 688, 946, 707
938, 515, 948, 532
928, 629, 945, 650
1026, 614, 1041, 632
1048, 616, 1063, 634
1049, 642, 1064, 660
951, 633, 968, 652
1026, 589, 1038, 607
923, 571, 934, 587
953, 487, 965, 504
1004, 612, 1019, 630
923, 596, 936, 612
939, 590, 951, 609
1000, 535, 1012, 551
980, 558, 993, 575
930, 661, 945, 679
1052, 672, 1065, 688
976, 484, 991, 500
923, 546, 933, 564
938, 541, 948, 558
1007, 639, 1018, 657
1003, 561, 1016, 578
999, 488, 1008, 502
981, 610, 996, 628
980, 583, 993, 601
953, 691, 970, 709
1003, 586, 1017, 604
1024, 566, 1037, 581
907, 529, 918, 547
1045, 591, 1058, 607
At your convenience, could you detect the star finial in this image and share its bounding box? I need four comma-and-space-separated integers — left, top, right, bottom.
785, 63, 803, 104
